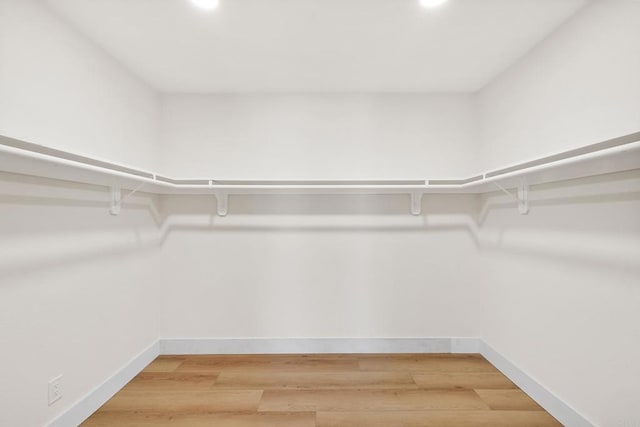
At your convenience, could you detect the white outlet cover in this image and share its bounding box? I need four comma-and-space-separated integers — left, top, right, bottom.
48, 375, 63, 406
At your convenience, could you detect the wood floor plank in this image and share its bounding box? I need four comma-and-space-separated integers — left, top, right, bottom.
213, 371, 418, 390
99, 390, 263, 413
474, 389, 544, 410
82, 412, 316, 427
83, 354, 560, 426
316, 410, 562, 427
123, 372, 220, 392
355, 353, 486, 360
258, 389, 490, 411
358, 355, 497, 373
142, 356, 186, 373
413, 372, 516, 390
176, 355, 359, 373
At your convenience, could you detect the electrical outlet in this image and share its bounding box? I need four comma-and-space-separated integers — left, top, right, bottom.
48, 375, 62, 406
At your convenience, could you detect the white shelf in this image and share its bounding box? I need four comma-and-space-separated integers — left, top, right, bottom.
1, 132, 639, 214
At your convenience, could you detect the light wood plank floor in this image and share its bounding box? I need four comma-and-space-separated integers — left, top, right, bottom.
82, 354, 562, 427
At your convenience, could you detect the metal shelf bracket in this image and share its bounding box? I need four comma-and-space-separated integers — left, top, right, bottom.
493, 178, 529, 215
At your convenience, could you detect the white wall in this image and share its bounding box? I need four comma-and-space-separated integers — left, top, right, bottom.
0, 1, 163, 425
474, 2, 640, 424
476, 170, 640, 426
1, 1, 639, 426
0, 173, 161, 427
159, 94, 479, 179
157, 194, 482, 340
477, 0, 640, 171
0, 0, 159, 171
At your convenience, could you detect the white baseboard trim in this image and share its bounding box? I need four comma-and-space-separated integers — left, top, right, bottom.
48, 340, 160, 427
160, 337, 478, 355
451, 337, 481, 353
47, 337, 592, 427
479, 340, 593, 427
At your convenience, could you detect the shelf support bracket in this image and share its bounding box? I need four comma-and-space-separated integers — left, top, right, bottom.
492, 178, 529, 215
410, 191, 423, 216
108, 183, 146, 216
216, 192, 228, 217
109, 187, 121, 216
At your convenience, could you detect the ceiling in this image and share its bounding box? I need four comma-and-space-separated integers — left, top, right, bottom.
45, 0, 588, 93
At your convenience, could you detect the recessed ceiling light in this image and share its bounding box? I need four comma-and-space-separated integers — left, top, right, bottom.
190, 0, 219, 11
419, 0, 448, 8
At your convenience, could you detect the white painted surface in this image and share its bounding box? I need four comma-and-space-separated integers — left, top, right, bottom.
479, 341, 592, 427
477, 170, 640, 427
157, 194, 482, 340
159, 94, 479, 178
0, 0, 159, 171
48, 341, 160, 427
450, 337, 480, 354
0, 3, 161, 425
48, 337, 591, 427
161, 338, 457, 355
44, 0, 586, 92
472, 3, 640, 424
0, 9, 162, 423
0, 2, 638, 426
0, 173, 161, 427
477, 0, 640, 171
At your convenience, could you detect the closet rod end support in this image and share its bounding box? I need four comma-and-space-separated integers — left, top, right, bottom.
109, 187, 121, 216
410, 191, 423, 216
518, 179, 529, 215
216, 192, 228, 217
